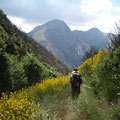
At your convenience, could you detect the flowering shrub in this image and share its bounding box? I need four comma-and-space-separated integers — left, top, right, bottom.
0, 75, 70, 119
26, 76, 69, 99
77, 50, 109, 98
78, 50, 108, 75
0, 92, 37, 120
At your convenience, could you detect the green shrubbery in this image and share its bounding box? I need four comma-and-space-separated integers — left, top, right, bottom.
7, 54, 27, 90
0, 49, 11, 93
80, 46, 120, 102
21, 55, 43, 85
0, 52, 61, 94
97, 51, 120, 101
88, 48, 120, 101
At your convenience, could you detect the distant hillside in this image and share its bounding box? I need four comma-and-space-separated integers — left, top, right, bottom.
28, 19, 108, 68
72, 28, 108, 49
0, 10, 69, 74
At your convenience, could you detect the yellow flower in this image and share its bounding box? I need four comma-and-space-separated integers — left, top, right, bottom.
38, 104, 40, 107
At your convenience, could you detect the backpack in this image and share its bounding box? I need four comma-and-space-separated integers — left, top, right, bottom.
71, 74, 82, 87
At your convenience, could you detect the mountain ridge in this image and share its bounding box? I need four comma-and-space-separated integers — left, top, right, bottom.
28, 19, 108, 68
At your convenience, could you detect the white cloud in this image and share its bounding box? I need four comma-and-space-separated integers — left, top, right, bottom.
70, 12, 120, 33
114, 6, 120, 12
89, 13, 120, 33
74, 0, 120, 33
81, 0, 113, 15
7, 15, 38, 32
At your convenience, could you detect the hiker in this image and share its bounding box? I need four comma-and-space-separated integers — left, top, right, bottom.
70, 68, 82, 99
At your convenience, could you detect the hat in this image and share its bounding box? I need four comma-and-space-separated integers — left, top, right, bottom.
73, 68, 78, 72
72, 68, 78, 74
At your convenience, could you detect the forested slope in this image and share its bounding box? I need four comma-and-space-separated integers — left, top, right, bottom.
0, 10, 69, 93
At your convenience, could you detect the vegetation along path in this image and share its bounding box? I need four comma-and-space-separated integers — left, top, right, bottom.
1, 48, 120, 120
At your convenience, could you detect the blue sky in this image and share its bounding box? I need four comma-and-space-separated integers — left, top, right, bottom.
0, 0, 120, 33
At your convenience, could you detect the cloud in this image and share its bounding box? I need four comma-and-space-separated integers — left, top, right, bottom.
0, 0, 94, 24
114, 6, 120, 12
7, 15, 38, 32
81, 0, 113, 15
0, 0, 120, 33
90, 13, 119, 33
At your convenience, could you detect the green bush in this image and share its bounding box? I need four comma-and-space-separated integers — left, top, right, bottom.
21, 54, 43, 85
7, 55, 27, 90
0, 52, 61, 93
88, 74, 102, 98
82, 48, 120, 101
93, 48, 120, 101
0, 49, 11, 94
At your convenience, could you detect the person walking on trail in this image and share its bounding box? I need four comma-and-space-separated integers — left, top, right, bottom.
70, 68, 82, 99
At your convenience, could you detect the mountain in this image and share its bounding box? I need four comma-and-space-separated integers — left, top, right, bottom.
72, 28, 108, 49
0, 10, 69, 74
28, 19, 108, 68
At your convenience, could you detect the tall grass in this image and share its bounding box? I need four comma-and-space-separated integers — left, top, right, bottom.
71, 87, 111, 120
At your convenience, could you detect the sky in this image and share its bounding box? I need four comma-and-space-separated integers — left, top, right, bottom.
0, 0, 120, 33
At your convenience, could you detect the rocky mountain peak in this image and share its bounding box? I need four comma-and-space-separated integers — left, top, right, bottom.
28, 19, 108, 68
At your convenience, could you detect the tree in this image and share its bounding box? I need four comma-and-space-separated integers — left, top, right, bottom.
0, 48, 11, 94
108, 23, 120, 52
22, 55, 43, 85
82, 46, 98, 62
7, 54, 27, 90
